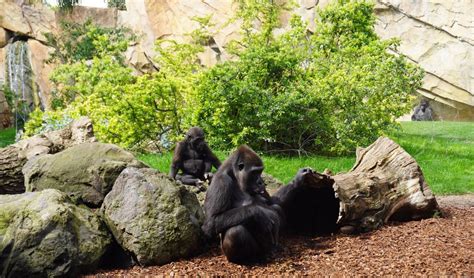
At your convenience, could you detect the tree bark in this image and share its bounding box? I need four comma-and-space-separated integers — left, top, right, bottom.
332, 137, 440, 232
0, 117, 96, 194
297, 136, 440, 234
0, 145, 25, 193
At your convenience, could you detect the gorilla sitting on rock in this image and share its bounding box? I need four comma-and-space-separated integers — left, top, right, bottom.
170, 127, 221, 186
202, 145, 339, 264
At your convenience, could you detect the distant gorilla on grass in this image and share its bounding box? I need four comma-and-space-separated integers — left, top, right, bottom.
202, 145, 339, 264
411, 99, 433, 121
170, 127, 221, 186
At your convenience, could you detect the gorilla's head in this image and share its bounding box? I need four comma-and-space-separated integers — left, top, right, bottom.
232, 145, 265, 196
186, 127, 206, 151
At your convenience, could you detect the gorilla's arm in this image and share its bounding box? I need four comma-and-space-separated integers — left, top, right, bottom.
271, 168, 311, 214
271, 179, 301, 214
204, 146, 222, 173
202, 174, 261, 237
169, 142, 185, 179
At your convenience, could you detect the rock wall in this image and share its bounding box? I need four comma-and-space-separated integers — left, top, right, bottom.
374, 0, 474, 121
0, 0, 472, 124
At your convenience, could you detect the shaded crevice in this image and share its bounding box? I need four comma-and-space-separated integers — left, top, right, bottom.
284, 178, 340, 236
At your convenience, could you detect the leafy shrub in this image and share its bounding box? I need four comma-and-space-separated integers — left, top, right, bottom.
27, 1, 423, 154
58, 0, 78, 11
107, 0, 126, 10
192, 0, 423, 154
35, 57, 182, 148
26, 22, 181, 149
23, 108, 74, 137
45, 19, 134, 64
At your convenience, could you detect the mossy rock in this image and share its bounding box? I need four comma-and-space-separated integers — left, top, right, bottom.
0, 189, 112, 277
262, 172, 285, 191
23, 142, 145, 207
101, 167, 205, 266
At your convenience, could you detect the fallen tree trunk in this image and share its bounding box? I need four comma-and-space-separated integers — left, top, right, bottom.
0, 117, 96, 193
333, 137, 440, 232
298, 137, 440, 234
0, 145, 25, 193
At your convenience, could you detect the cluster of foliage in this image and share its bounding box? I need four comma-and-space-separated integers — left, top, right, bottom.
107, 0, 126, 10
26, 0, 423, 154
58, 0, 79, 11
45, 19, 134, 64
25, 21, 182, 149
188, 0, 423, 154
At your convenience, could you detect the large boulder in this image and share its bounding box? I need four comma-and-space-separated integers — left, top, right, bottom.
23, 142, 145, 207
101, 167, 205, 266
0, 189, 112, 277
0, 117, 97, 195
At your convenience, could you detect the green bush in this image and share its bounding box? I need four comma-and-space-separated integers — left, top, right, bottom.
45, 19, 134, 64
26, 22, 181, 149
107, 0, 126, 10
192, 0, 423, 154
28, 56, 182, 148
27, 1, 423, 154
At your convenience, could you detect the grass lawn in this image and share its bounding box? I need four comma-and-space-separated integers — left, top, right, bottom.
138, 150, 355, 185
139, 121, 474, 195
0, 128, 15, 148
390, 121, 474, 195
1, 122, 472, 194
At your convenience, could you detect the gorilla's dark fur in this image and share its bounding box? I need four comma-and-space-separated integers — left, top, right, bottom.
202, 145, 339, 264
170, 127, 221, 185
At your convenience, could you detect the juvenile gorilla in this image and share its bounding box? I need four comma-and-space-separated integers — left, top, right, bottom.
170, 127, 221, 186
202, 145, 336, 264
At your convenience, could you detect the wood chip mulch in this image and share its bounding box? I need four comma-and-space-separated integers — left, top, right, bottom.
86, 205, 473, 277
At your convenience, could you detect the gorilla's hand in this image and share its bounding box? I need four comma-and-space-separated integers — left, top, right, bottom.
293, 167, 314, 186
201, 219, 215, 238
204, 172, 214, 181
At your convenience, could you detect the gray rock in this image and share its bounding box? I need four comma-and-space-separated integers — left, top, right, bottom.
262, 172, 285, 190
0, 189, 112, 277
181, 182, 208, 206
101, 167, 205, 266
23, 142, 145, 207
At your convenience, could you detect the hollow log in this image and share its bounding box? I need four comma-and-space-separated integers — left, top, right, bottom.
296, 136, 440, 234
0, 117, 96, 193
333, 137, 439, 232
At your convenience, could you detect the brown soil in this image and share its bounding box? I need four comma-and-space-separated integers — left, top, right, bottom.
86, 197, 473, 277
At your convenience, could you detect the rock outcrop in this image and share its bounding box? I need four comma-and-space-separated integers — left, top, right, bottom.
0, 117, 97, 194
23, 142, 145, 207
374, 0, 474, 120
0, 1, 57, 43
101, 167, 205, 266
0, 189, 112, 277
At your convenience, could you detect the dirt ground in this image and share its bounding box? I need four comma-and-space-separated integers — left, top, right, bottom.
86, 195, 473, 277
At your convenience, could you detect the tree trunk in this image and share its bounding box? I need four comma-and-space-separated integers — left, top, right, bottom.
0, 117, 96, 194
298, 136, 440, 234
332, 137, 440, 232
0, 145, 25, 193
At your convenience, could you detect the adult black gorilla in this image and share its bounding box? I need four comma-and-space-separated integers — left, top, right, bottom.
202, 145, 338, 264
169, 127, 221, 186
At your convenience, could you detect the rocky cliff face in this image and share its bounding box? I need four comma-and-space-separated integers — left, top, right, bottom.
374, 0, 473, 120
0, 0, 472, 124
